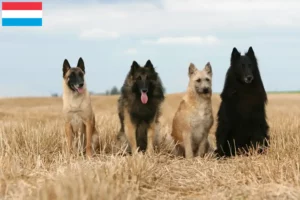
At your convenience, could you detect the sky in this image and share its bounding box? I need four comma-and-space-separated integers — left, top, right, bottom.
1, 0, 300, 97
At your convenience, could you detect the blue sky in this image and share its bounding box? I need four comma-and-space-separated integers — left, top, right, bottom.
1, 0, 300, 97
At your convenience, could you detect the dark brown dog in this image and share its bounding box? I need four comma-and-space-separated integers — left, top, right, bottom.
117, 60, 165, 154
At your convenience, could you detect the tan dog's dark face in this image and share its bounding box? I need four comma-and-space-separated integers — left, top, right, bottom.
188, 62, 213, 98
63, 57, 86, 93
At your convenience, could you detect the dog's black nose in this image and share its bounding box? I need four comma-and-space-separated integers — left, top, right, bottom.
79, 83, 84, 88
203, 88, 209, 94
141, 89, 148, 93
245, 76, 253, 83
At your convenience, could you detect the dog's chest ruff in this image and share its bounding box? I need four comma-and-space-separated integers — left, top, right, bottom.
190, 102, 212, 125
63, 94, 92, 123
189, 102, 213, 140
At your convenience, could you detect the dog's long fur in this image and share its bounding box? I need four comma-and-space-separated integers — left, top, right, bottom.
215, 47, 270, 157
62, 57, 98, 158
171, 62, 214, 158
117, 60, 165, 154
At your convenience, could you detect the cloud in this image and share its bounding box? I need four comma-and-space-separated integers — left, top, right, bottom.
2, 0, 300, 38
163, 0, 300, 12
142, 36, 220, 45
124, 48, 138, 55
79, 28, 120, 40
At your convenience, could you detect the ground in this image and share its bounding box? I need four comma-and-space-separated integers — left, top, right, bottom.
0, 93, 299, 200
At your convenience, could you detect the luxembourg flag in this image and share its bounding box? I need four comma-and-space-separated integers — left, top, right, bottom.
2, 2, 42, 26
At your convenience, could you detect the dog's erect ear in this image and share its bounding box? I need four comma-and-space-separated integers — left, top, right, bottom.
130, 61, 140, 75
231, 47, 240, 62
246, 46, 256, 60
188, 63, 197, 77
77, 57, 85, 73
63, 59, 71, 77
144, 60, 154, 71
204, 62, 212, 76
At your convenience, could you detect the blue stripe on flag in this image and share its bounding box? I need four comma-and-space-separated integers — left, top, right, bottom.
2, 18, 42, 26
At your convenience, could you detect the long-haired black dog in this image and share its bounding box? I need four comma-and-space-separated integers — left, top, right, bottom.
215, 46, 270, 157
117, 60, 165, 153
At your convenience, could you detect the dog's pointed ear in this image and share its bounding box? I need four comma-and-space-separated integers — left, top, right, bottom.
145, 60, 154, 71
246, 46, 256, 59
204, 62, 212, 76
130, 61, 140, 75
77, 57, 85, 73
188, 63, 197, 77
63, 59, 71, 77
231, 47, 240, 62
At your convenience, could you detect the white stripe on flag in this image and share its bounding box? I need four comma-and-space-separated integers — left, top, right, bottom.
2, 10, 42, 18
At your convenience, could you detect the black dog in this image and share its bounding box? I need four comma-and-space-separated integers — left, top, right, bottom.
215, 47, 270, 157
117, 60, 165, 153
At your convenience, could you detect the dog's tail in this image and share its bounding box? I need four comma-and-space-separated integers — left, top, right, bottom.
136, 123, 148, 152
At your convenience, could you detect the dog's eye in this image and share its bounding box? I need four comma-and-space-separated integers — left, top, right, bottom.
206, 78, 210, 82
68, 74, 73, 79
196, 79, 201, 82
78, 72, 83, 77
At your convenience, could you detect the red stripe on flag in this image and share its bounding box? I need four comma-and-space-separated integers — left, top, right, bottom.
2, 2, 42, 10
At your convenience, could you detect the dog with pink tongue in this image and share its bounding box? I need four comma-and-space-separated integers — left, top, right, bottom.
117, 60, 165, 154
62, 57, 99, 158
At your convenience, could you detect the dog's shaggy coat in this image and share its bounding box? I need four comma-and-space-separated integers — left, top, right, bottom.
215, 47, 270, 157
171, 62, 214, 158
117, 60, 165, 153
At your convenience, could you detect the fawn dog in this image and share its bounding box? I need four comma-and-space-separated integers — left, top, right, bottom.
171, 62, 214, 158
62, 57, 98, 158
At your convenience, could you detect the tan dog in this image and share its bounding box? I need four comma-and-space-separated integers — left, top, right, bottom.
171, 62, 214, 158
62, 57, 98, 158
